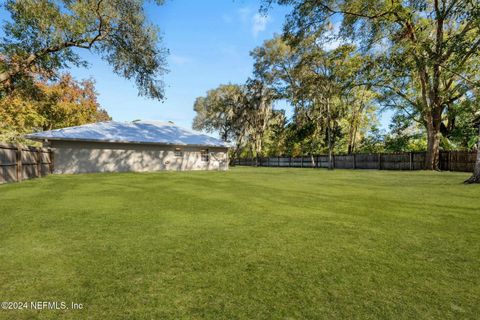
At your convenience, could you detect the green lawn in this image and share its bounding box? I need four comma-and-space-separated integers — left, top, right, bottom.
0, 168, 479, 319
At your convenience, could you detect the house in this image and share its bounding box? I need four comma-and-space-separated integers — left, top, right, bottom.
25, 120, 229, 174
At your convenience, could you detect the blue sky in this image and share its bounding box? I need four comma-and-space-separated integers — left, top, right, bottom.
71, 0, 293, 129
1, 0, 391, 131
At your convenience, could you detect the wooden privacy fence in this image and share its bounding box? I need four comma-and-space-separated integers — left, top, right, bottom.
235, 151, 476, 172
0, 143, 53, 184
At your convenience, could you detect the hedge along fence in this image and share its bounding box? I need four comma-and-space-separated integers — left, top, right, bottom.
0, 143, 53, 184
234, 151, 477, 172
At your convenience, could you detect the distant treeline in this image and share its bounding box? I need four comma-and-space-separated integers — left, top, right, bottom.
193, 0, 480, 176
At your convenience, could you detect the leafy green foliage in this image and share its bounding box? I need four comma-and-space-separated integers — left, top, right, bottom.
357, 126, 385, 153
0, 73, 110, 143
193, 84, 247, 143
193, 81, 279, 161
250, 35, 378, 157
269, 0, 480, 169
383, 112, 427, 152
0, 0, 167, 100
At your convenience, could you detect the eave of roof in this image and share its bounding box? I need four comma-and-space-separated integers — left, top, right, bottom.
24, 120, 230, 148
28, 136, 229, 148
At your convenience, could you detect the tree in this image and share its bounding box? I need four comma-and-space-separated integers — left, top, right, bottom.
294, 44, 340, 169
193, 84, 248, 163
465, 124, 480, 184
251, 35, 301, 105
193, 81, 278, 164
357, 126, 385, 153
244, 79, 276, 165
0, 73, 110, 143
251, 36, 320, 159
292, 42, 374, 169
270, 0, 480, 170
251, 35, 378, 164
262, 109, 288, 156
0, 0, 167, 100
341, 87, 377, 154
0, 92, 42, 143
442, 94, 480, 150
383, 112, 427, 152
36, 74, 110, 131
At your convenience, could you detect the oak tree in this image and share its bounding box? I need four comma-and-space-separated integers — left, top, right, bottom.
270, 0, 480, 170
0, 0, 167, 100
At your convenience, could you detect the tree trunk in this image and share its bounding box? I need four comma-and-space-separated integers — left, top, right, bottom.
425, 112, 442, 170
326, 100, 334, 170
328, 147, 333, 170
347, 125, 357, 155
254, 135, 262, 167
229, 143, 242, 166
347, 102, 360, 155
465, 126, 480, 184
347, 138, 354, 155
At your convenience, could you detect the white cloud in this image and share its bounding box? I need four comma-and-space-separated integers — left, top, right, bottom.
169, 54, 192, 66
235, 7, 271, 38
238, 7, 251, 24
322, 21, 342, 50
252, 13, 270, 37
323, 39, 341, 51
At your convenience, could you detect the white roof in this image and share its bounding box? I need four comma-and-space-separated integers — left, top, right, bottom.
25, 120, 228, 148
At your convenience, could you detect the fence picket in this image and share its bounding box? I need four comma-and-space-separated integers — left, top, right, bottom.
0, 143, 53, 184
234, 151, 476, 173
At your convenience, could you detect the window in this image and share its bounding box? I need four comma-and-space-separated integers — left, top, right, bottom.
174, 148, 182, 157
201, 149, 209, 162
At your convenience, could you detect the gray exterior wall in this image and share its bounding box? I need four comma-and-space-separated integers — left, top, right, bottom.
49, 140, 228, 174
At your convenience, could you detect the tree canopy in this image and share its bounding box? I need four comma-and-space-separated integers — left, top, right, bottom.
194, 37, 378, 166
193, 1, 479, 176
0, 0, 168, 100
0, 73, 110, 143
266, 0, 480, 170
193, 81, 285, 164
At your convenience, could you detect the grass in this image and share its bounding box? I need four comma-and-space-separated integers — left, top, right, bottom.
0, 167, 479, 319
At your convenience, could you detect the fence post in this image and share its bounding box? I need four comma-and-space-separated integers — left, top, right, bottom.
49, 149, 54, 174
233, 151, 472, 172
37, 148, 42, 177
448, 151, 452, 171
16, 145, 22, 182
301, 156, 304, 168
